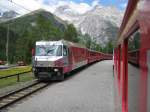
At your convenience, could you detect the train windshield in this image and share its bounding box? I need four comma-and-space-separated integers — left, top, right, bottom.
35, 45, 62, 56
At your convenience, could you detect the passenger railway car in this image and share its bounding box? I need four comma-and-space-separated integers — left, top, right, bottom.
114, 0, 150, 112
32, 40, 112, 81
128, 50, 139, 66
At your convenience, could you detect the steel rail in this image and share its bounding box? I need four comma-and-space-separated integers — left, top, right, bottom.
0, 81, 49, 110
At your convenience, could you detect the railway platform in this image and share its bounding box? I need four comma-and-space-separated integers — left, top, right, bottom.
4, 60, 115, 112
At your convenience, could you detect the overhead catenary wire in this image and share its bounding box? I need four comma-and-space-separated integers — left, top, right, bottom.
7, 0, 32, 12
0, 4, 21, 15
0, 0, 33, 16
0, 0, 33, 64
0, 0, 35, 23
7, 0, 50, 40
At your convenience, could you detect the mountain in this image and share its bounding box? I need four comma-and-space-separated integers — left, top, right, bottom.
0, 9, 67, 63
0, 9, 67, 34
54, 5, 123, 45
0, 10, 18, 22
54, 5, 80, 22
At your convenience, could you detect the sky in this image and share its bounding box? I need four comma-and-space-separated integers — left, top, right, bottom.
0, 0, 128, 16
65, 0, 128, 9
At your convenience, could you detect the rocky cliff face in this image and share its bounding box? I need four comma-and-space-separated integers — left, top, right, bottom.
54, 4, 123, 45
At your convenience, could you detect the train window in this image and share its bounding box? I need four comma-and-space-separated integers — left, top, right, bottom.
36, 45, 62, 56
128, 29, 140, 111
128, 29, 140, 51
63, 46, 68, 56
56, 46, 62, 56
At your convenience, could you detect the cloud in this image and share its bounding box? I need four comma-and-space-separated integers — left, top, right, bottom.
92, 0, 100, 7
64, 1, 91, 14
0, 0, 108, 16
0, 0, 41, 15
44, 0, 92, 14
119, 3, 127, 9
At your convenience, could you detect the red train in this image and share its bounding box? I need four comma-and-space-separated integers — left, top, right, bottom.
114, 0, 150, 112
128, 49, 139, 66
32, 40, 112, 81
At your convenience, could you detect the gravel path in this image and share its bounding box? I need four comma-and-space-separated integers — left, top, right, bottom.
6, 60, 115, 112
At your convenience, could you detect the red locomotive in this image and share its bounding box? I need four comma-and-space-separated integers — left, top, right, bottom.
32, 40, 112, 81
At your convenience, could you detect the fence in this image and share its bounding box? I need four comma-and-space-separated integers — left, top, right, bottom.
0, 71, 32, 82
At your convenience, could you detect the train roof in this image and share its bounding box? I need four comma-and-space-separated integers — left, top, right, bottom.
36, 40, 63, 46
36, 40, 86, 48
116, 0, 139, 45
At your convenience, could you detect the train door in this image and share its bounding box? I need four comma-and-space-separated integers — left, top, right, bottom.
62, 45, 72, 74
68, 47, 73, 67
63, 45, 69, 66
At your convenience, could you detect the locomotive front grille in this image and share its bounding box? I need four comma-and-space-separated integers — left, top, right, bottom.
34, 67, 62, 80
35, 67, 55, 79
36, 67, 53, 72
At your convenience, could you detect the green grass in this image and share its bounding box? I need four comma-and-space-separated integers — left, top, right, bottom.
0, 66, 32, 77
0, 72, 34, 88
0, 66, 35, 88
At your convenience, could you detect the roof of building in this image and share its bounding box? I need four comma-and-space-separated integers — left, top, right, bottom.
36, 40, 86, 48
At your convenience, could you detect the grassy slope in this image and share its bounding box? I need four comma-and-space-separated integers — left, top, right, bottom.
0, 66, 34, 88
0, 66, 31, 77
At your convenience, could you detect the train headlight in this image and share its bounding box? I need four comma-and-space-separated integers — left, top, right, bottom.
32, 67, 35, 72
54, 68, 58, 72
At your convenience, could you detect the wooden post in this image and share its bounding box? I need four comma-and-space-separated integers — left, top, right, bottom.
17, 74, 20, 82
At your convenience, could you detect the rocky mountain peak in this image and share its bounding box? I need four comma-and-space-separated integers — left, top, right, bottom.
0, 10, 18, 22
93, 4, 104, 10
55, 5, 70, 13
2, 10, 18, 18
55, 5, 79, 17
54, 4, 123, 45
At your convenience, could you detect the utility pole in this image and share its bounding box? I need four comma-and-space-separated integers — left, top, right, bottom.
6, 24, 9, 65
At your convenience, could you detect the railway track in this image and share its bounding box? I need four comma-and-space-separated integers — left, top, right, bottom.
0, 81, 49, 110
